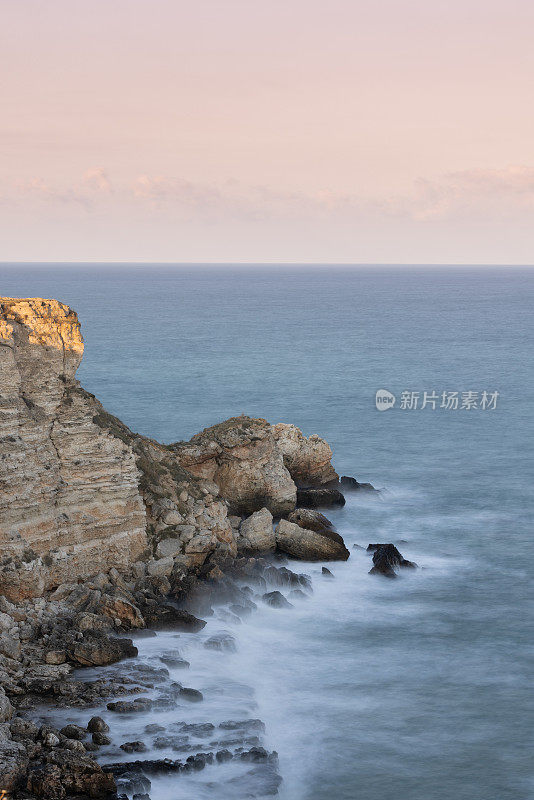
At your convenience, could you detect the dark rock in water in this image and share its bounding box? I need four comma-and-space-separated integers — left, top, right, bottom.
70, 632, 138, 666
132, 793, 151, 800
262, 591, 293, 609
368, 543, 417, 578
229, 601, 257, 618
287, 508, 335, 534
87, 716, 109, 733
153, 735, 189, 750
204, 633, 237, 653
179, 687, 203, 702
144, 724, 165, 734
322, 567, 334, 578
296, 488, 346, 509
289, 588, 308, 599
240, 746, 276, 763
340, 475, 378, 492
60, 723, 87, 740
107, 698, 153, 713
216, 748, 233, 762
120, 740, 147, 753
92, 732, 111, 745
142, 604, 206, 632
263, 565, 312, 593
180, 722, 215, 737
107, 759, 183, 775
219, 719, 266, 733
159, 653, 190, 669
114, 771, 152, 794
353, 543, 365, 550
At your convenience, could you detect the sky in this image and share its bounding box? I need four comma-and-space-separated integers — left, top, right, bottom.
1, 0, 534, 264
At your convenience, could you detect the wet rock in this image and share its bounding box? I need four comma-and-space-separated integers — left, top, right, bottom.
287, 508, 335, 534
368, 543, 417, 578
70, 632, 138, 666
219, 719, 266, 733
87, 715, 109, 733
275, 519, 350, 561
180, 722, 215, 737
107, 698, 153, 713
296, 487, 345, 509
42, 732, 60, 747
216, 748, 233, 762
240, 745, 274, 763
121, 740, 147, 753
92, 731, 111, 745
262, 565, 312, 592
340, 475, 378, 492
262, 591, 293, 609
145, 723, 165, 734
289, 588, 308, 600
141, 604, 206, 632
60, 723, 87, 740
204, 632, 237, 653
159, 653, 190, 669
179, 687, 203, 702
322, 567, 334, 578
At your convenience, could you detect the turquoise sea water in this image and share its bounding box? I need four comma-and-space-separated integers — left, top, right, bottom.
1, 265, 533, 800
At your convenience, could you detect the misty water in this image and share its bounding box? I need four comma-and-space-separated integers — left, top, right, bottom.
1, 265, 532, 799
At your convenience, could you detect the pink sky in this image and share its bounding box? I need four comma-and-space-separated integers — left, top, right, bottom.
1, 0, 534, 263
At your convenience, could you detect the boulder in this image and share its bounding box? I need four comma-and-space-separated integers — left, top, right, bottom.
275, 519, 349, 561
70, 633, 138, 666
237, 508, 275, 554
273, 423, 338, 487
296, 488, 345, 509
368, 543, 417, 578
287, 508, 334, 534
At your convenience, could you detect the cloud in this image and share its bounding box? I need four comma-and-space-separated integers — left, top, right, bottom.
406, 165, 534, 221
2, 165, 534, 226
81, 167, 112, 194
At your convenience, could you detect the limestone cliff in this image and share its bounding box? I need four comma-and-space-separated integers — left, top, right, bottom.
0, 298, 342, 602
0, 298, 147, 601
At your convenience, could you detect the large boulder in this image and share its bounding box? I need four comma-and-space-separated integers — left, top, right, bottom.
287, 508, 334, 534
237, 508, 275, 554
175, 416, 296, 516
275, 519, 349, 561
273, 423, 338, 487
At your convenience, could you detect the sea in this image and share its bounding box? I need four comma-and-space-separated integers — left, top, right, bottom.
1, 264, 532, 800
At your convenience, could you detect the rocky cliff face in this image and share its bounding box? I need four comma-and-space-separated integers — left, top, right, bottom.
0, 297, 343, 602
0, 298, 147, 601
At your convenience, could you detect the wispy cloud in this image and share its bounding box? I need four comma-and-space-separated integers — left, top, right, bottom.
2, 165, 534, 224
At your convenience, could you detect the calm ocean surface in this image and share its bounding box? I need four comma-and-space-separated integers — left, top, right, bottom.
1, 265, 533, 800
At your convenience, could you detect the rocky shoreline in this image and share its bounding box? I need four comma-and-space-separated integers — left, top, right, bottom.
0, 298, 415, 799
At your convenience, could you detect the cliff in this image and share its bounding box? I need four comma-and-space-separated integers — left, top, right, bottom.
0, 298, 342, 602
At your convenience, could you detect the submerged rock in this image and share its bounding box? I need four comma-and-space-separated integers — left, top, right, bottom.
275, 519, 350, 561
262, 591, 293, 609
368, 543, 417, 578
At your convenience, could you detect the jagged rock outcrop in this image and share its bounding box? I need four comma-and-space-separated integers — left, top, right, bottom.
236, 508, 275, 555
174, 416, 297, 516
273, 423, 339, 487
